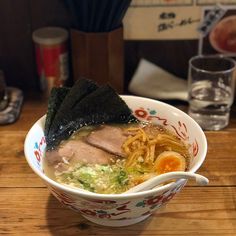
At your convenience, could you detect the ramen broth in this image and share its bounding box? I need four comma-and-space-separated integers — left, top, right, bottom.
44, 123, 191, 194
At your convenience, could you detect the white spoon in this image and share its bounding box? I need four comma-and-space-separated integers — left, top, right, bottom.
124, 171, 209, 194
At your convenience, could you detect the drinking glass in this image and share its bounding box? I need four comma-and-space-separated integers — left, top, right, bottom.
188, 55, 236, 131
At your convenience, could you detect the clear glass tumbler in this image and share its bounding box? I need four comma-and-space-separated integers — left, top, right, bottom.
188, 55, 236, 131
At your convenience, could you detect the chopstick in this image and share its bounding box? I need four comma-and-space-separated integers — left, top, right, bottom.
113, 0, 132, 29
64, 0, 131, 32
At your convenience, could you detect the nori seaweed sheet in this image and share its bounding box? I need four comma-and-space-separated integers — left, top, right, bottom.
46, 78, 98, 144
46, 84, 137, 150
44, 87, 70, 137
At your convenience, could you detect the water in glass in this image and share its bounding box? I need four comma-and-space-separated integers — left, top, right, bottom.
188, 80, 233, 130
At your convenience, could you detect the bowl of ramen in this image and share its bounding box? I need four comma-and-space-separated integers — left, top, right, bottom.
24, 79, 207, 227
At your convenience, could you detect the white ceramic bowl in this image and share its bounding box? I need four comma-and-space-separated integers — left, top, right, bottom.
24, 95, 207, 227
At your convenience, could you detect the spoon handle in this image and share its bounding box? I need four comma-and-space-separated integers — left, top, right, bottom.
125, 171, 209, 194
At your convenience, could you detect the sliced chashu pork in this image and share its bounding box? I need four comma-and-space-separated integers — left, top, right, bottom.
46, 139, 114, 166
86, 125, 128, 157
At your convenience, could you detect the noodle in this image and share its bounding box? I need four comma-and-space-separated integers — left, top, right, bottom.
122, 125, 189, 170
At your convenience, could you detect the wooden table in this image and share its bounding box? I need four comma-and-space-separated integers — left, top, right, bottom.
1, 97, 236, 236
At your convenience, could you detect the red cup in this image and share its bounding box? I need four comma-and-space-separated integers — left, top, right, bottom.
33, 27, 69, 95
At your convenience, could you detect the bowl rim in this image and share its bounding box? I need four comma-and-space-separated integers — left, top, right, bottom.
24, 95, 207, 200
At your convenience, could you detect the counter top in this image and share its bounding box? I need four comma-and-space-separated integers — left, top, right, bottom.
1, 98, 236, 235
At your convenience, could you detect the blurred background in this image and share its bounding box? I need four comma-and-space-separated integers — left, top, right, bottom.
0, 0, 235, 94
0, 0, 198, 93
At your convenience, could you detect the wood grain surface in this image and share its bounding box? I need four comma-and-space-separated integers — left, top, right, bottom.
1, 98, 236, 235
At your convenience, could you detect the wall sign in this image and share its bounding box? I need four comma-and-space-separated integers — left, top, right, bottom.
123, 0, 236, 40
